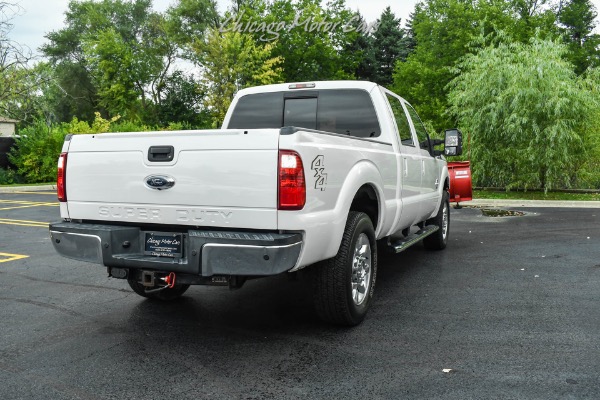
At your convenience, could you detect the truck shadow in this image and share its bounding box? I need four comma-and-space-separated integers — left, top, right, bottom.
121, 245, 432, 338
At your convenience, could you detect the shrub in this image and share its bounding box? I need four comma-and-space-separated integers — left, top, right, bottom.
9, 121, 66, 183
0, 168, 25, 185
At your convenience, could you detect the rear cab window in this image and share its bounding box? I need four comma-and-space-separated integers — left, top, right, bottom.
228, 89, 381, 138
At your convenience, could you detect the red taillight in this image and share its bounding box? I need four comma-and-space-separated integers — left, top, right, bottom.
57, 152, 67, 202
278, 150, 305, 210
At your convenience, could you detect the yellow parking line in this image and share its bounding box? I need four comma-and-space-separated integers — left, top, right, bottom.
0, 253, 29, 263
0, 200, 53, 204
0, 200, 57, 205
10, 191, 56, 195
0, 218, 49, 227
0, 203, 58, 211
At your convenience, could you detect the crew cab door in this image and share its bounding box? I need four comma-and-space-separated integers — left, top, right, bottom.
384, 92, 422, 228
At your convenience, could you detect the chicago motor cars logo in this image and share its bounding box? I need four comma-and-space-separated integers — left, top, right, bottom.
144, 175, 175, 190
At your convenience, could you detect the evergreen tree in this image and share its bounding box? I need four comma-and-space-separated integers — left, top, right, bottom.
558, 0, 600, 74
372, 7, 408, 86
340, 12, 376, 81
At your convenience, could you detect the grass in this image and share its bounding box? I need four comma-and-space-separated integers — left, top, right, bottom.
474, 189, 600, 201
0, 182, 54, 187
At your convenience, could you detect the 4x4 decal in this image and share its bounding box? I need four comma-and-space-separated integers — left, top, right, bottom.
311, 155, 327, 191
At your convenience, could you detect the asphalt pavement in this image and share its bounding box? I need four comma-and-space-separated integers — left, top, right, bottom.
0, 191, 599, 399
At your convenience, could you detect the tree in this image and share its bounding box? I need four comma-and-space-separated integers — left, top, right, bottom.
166, 0, 219, 50
371, 7, 408, 86
447, 35, 599, 190
392, 0, 560, 132
195, 28, 283, 125
0, 2, 49, 121
234, 0, 357, 82
42, 0, 216, 124
340, 12, 376, 81
558, 0, 600, 74
155, 71, 211, 128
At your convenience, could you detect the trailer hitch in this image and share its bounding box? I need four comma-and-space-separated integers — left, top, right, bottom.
142, 271, 177, 293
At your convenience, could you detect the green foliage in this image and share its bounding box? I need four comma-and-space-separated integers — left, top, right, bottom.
109, 120, 151, 133
340, 12, 376, 80
576, 68, 600, 187
229, 0, 357, 82
392, 0, 560, 132
0, 168, 24, 185
195, 27, 283, 125
9, 121, 66, 183
474, 189, 600, 201
558, 0, 600, 74
0, 3, 53, 123
154, 71, 212, 128
166, 0, 219, 46
447, 35, 600, 190
4, 0, 600, 191
371, 7, 408, 86
9, 113, 155, 183
43, 0, 181, 122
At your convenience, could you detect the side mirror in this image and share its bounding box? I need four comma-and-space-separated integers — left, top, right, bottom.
444, 129, 463, 156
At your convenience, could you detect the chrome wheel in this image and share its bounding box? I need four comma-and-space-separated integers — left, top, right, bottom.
442, 201, 449, 241
351, 233, 372, 306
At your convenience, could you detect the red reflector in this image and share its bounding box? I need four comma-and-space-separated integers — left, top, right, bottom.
278, 150, 305, 210
57, 152, 67, 202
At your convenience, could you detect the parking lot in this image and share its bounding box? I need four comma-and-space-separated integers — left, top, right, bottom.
0, 191, 599, 399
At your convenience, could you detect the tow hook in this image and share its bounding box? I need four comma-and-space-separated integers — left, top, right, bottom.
162, 272, 176, 289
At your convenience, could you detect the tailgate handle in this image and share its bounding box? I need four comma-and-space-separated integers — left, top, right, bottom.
148, 146, 174, 162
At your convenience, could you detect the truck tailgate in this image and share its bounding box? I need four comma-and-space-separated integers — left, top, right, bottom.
64, 129, 280, 229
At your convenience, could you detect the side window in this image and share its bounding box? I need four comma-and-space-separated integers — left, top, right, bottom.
386, 94, 413, 146
405, 104, 431, 154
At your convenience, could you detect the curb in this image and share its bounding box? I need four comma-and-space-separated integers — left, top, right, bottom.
459, 199, 600, 209
0, 185, 56, 193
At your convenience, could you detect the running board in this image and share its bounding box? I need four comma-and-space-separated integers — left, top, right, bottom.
387, 225, 439, 254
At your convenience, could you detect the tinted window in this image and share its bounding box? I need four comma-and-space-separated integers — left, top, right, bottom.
228, 92, 283, 129
317, 90, 380, 138
228, 89, 380, 138
284, 98, 317, 129
406, 104, 431, 153
386, 94, 413, 146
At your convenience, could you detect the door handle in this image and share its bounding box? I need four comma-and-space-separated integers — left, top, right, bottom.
148, 146, 174, 162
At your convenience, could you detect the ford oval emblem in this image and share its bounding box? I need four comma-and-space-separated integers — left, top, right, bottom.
144, 175, 175, 191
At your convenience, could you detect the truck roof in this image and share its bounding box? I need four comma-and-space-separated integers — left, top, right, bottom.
235, 81, 380, 97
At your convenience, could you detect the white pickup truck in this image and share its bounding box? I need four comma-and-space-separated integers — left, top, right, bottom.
50, 81, 463, 325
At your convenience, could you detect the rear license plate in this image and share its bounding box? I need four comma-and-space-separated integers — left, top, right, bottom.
144, 232, 183, 258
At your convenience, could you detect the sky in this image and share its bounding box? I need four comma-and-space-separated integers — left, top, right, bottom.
6, 0, 600, 57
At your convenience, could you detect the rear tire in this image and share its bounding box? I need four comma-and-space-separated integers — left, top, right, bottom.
313, 211, 377, 326
127, 278, 190, 301
424, 190, 450, 250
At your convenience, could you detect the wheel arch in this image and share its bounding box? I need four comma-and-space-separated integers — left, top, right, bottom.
350, 184, 380, 232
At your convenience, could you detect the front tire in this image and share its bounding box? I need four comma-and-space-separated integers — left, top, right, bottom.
423, 190, 450, 250
313, 211, 377, 326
